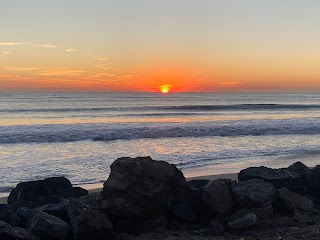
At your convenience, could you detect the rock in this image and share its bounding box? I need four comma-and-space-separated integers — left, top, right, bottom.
293, 211, 314, 224
13, 227, 39, 240
287, 161, 309, 178
187, 188, 212, 224
186, 179, 210, 189
238, 166, 305, 193
0, 220, 17, 240
34, 201, 70, 222
231, 179, 275, 208
275, 187, 314, 214
75, 192, 100, 209
7, 212, 20, 227
209, 220, 224, 236
0, 204, 13, 223
171, 201, 197, 223
20, 195, 62, 209
99, 156, 188, 220
16, 208, 38, 228
8, 177, 88, 209
117, 217, 166, 234
68, 199, 113, 240
308, 165, 320, 197
202, 179, 235, 217
227, 212, 257, 231
114, 233, 135, 240
224, 202, 273, 223
27, 212, 71, 239
72, 210, 113, 240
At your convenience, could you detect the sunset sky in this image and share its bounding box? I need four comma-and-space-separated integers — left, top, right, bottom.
1, 0, 320, 92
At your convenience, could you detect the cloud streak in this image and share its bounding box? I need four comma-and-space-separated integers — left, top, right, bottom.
65, 48, 77, 52
93, 57, 108, 61
38, 44, 58, 48
0, 42, 27, 46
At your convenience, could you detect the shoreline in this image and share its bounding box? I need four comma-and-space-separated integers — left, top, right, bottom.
0, 172, 238, 204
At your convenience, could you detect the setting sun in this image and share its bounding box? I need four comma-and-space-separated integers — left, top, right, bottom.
160, 84, 170, 93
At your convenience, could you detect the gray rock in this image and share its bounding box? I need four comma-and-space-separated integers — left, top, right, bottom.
231, 179, 275, 208
16, 208, 38, 228
34, 201, 70, 222
0, 220, 17, 240
238, 166, 305, 193
13, 227, 39, 240
227, 212, 257, 231
287, 161, 309, 178
202, 179, 235, 217
308, 165, 320, 197
68, 199, 113, 240
99, 156, 188, 220
186, 179, 210, 189
7, 212, 20, 227
8, 177, 87, 209
0, 204, 13, 223
27, 212, 71, 239
275, 187, 314, 214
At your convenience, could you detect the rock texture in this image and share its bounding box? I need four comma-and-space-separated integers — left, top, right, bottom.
8, 177, 88, 209
99, 156, 188, 220
238, 166, 305, 193
231, 179, 275, 208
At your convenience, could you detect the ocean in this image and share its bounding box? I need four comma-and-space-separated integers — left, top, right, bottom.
1, 92, 320, 197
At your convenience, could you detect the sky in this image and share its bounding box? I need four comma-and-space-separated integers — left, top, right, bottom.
1, 0, 320, 92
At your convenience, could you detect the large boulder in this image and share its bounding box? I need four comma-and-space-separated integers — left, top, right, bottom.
68, 200, 113, 240
307, 165, 320, 197
13, 227, 39, 240
275, 187, 314, 214
34, 201, 70, 223
27, 212, 71, 239
202, 179, 235, 217
16, 208, 38, 228
287, 161, 310, 178
8, 177, 88, 209
238, 166, 305, 193
99, 156, 188, 220
231, 179, 275, 208
0, 220, 17, 240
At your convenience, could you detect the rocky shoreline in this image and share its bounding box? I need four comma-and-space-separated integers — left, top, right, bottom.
1, 156, 320, 239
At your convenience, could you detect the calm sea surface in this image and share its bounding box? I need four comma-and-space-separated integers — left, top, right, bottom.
1, 92, 320, 196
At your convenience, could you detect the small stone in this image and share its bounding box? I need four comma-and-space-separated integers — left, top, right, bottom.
227, 212, 257, 231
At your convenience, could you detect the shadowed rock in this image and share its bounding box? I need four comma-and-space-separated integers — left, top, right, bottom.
0, 220, 17, 240
99, 156, 188, 220
27, 212, 71, 239
227, 212, 257, 231
8, 177, 88, 209
308, 165, 320, 197
287, 161, 310, 178
238, 166, 305, 193
231, 179, 275, 208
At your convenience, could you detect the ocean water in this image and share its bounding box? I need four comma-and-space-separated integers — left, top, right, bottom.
1, 92, 320, 196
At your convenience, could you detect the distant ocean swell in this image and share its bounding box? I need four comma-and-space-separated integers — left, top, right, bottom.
1, 104, 320, 113
1, 118, 320, 144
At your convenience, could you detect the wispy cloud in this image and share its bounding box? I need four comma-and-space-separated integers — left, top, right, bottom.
93, 57, 108, 61
39, 68, 84, 76
65, 48, 77, 52
93, 64, 111, 70
91, 73, 115, 78
38, 44, 58, 48
0, 51, 12, 55
216, 81, 241, 87
0, 42, 27, 46
116, 74, 139, 79
6, 66, 47, 71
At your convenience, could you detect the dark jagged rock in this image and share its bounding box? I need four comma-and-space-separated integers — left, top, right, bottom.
308, 165, 320, 197
68, 199, 113, 240
0, 204, 13, 223
287, 161, 310, 178
8, 177, 88, 209
75, 192, 100, 209
16, 208, 38, 228
0, 220, 17, 240
34, 201, 70, 223
27, 212, 71, 239
186, 179, 210, 189
20, 195, 62, 210
231, 179, 275, 208
117, 217, 166, 234
275, 187, 314, 214
13, 227, 39, 240
202, 179, 235, 217
238, 166, 305, 193
7, 212, 20, 227
99, 156, 188, 220
227, 212, 257, 231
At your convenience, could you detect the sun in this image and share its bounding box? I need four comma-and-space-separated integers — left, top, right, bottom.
160, 84, 170, 93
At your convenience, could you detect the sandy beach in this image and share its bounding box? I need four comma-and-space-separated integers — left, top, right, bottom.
0, 172, 238, 204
